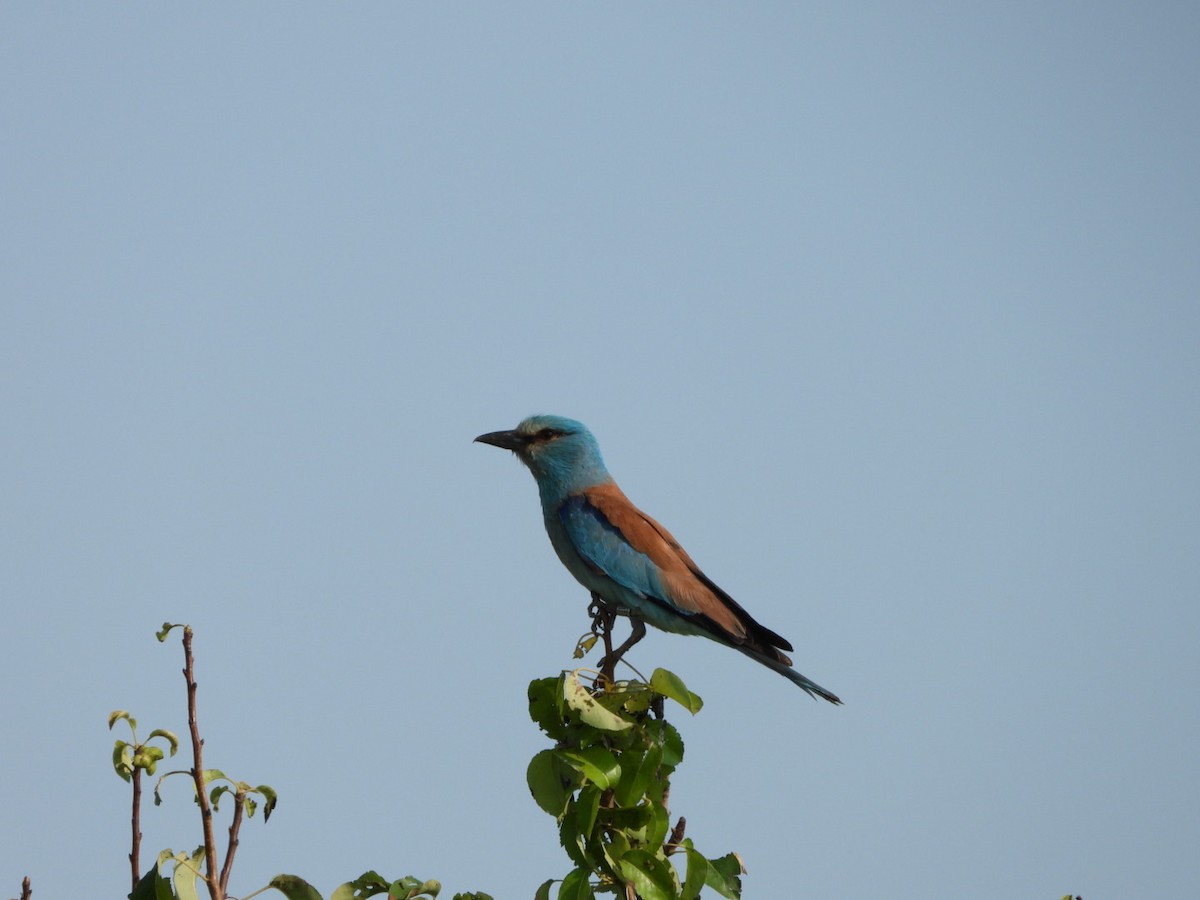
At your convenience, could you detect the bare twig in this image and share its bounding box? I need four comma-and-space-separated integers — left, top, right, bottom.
182, 626, 223, 900
19, 876, 31, 900
129, 767, 142, 892
218, 789, 246, 894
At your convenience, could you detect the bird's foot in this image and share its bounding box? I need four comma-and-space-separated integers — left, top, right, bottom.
584, 595, 647, 687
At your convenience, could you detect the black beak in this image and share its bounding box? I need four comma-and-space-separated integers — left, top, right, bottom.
474, 429, 528, 452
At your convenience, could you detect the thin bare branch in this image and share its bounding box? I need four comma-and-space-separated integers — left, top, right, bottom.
130, 767, 142, 892
183, 626, 223, 900
218, 790, 246, 894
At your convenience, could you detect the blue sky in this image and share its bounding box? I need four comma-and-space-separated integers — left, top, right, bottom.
2, 4, 1198, 898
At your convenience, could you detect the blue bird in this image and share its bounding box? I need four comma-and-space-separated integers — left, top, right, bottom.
476, 415, 841, 704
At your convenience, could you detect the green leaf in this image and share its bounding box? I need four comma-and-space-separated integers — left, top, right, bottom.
112, 740, 134, 781
556, 747, 621, 789
680, 846, 707, 900
256, 783, 279, 821
573, 783, 602, 837
556, 868, 594, 900
598, 802, 653, 835
269, 873, 325, 900
704, 852, 745, 900
617, 851, 676, 900
616, 685, 653, 715
527, 677, 567, 740
650, 668, 703, 714
613, 743, 661, 809
108, 709, 134, 730
563, 671, 632, 732
201, 768, 228, 786
383, 875, 441, 899
390, 875, 440, 899
130, 854, 174, 900
588, 681, 653, 724
644, 797, 670, 848
147, 728, 180, 756
533, 880, 554, 900
152, 770, 181, 807
128, 866, 157, 900
171, 846, 205, 900
451, 894, 493, 900
210, 784, 232, 809
129, 865, 157, 900
600, 830, 631, 874
559, 814, 594, 871
527, 749, 571, 819
573, 632, 598, 659
156, 622, 179, 642
330, 871, 390, 900
648, 720, 685, 768
611, 749, 643, 809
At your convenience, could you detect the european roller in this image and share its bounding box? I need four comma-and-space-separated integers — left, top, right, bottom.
476, 415, 842, 704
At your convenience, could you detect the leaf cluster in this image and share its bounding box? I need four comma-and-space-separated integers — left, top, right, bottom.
109, 711, 179, 780
130, 864, 491, 900
527, 669, 743, 900
326, 870, 491, 900
150, 768, 278, 822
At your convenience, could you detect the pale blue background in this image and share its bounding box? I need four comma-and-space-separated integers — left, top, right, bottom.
2, 4, 1198, 899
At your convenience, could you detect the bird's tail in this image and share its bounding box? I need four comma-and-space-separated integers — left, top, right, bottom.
740, 646, 843, 704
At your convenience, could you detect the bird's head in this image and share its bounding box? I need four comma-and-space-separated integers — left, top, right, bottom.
475, 415, 611, 496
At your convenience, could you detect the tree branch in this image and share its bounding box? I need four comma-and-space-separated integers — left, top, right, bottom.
129, 767, 142, 893
218, 790, 246, 894
182, 626, 223, 900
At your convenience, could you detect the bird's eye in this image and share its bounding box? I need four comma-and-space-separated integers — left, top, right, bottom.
535, 428, 561, 442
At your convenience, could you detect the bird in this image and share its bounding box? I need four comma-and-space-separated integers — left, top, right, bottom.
475, 414, 841, 704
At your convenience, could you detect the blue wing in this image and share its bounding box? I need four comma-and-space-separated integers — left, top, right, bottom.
557, 494, 670, 605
